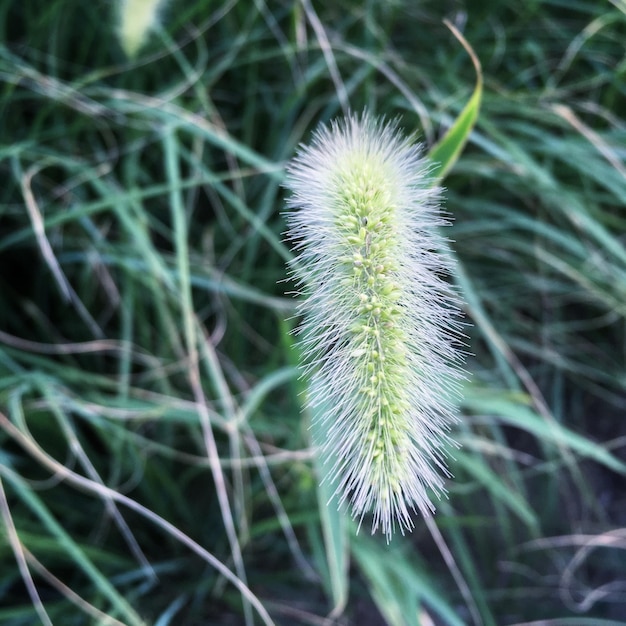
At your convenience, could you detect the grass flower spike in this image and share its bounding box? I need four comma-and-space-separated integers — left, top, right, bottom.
117, 0, 166, 58
285, 112, 464, 540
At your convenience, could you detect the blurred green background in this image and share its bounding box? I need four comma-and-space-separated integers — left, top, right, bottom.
0, 1, 625, 624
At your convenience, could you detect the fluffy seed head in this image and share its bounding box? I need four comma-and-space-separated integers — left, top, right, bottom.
117, 0, 165, 58
284, 112, 465, 540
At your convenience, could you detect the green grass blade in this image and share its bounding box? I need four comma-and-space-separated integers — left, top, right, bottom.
428, 21, 482, 180
310, 401, 350, 616
0, 469, 145, 626
352, 534, 466, 626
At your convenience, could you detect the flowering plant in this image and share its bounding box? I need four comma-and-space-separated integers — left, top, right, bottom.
117, 0, 166, 57
285, 112, 464, 540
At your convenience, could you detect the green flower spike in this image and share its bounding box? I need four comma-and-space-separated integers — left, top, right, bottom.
117, 0, 166, 58
284, 112, 465, 540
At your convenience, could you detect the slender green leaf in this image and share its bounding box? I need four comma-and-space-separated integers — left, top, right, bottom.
428, 22, 483, 180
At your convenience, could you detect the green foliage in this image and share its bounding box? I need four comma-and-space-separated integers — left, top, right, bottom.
1, 0, 625, 624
